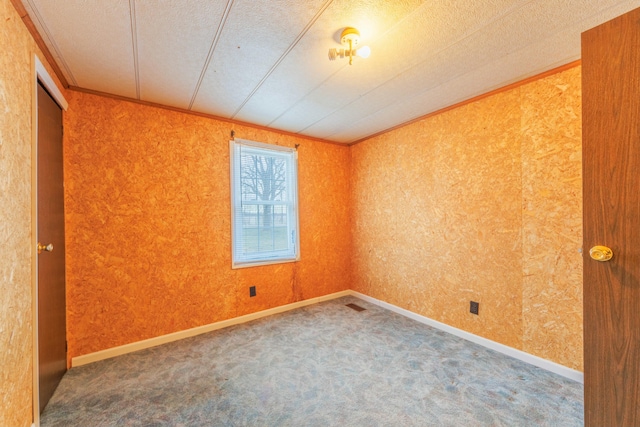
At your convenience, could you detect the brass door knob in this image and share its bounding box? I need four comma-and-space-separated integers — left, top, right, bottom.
37, 242, 54, 254
589, 245, 613, 261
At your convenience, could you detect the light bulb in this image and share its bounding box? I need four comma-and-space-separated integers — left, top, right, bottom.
356, 46, 371, 59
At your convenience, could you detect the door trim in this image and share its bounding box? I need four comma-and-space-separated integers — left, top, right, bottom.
31, 54, 67, 426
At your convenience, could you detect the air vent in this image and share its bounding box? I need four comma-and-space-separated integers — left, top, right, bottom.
345, 303, 366, 312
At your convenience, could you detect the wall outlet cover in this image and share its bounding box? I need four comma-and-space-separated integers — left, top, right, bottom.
470, 301, 479, 315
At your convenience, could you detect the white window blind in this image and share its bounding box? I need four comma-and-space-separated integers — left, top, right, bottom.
230, 139, 300, 268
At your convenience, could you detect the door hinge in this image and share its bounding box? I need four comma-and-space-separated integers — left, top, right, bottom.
65, 340, 68, 353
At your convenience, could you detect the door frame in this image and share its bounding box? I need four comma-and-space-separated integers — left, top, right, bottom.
31, 54, 68, 426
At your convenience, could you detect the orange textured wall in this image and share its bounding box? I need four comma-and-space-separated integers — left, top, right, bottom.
0, 0, 67, 424
63, 91, 351, 358
520, 68, 582, 368
351, 66, 583, 370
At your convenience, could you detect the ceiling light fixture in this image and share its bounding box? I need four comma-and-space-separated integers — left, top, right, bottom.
328, 27, 371, 65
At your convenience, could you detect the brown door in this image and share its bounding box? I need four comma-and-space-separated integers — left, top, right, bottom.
37, 82, 67, 413
582, 7, 640, 426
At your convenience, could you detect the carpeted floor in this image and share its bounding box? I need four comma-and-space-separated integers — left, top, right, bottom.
41, 296, 583, 426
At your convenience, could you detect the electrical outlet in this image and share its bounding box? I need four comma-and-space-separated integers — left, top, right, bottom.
249, 286, 256, 297
470, 301, 479, 315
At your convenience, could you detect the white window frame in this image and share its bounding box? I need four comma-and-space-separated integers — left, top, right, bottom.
230, 138, 300, 268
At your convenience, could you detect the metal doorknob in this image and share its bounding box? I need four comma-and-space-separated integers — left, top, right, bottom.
37, 242, 54, 254
589, 245, 613, 262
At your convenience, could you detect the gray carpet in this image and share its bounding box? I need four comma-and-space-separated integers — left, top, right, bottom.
41, 296, 583, 426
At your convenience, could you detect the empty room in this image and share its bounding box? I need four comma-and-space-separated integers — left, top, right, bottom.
2, 0, 640, 426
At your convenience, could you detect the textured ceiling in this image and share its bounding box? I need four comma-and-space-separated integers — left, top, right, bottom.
21, 0, 640, 144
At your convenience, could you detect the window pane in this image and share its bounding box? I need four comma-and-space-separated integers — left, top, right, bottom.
240, 205, 289, 253
240, 152, 287, 203
231, 139, 299, 268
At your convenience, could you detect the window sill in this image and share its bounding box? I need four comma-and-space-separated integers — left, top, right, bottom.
231, 257, 300, 269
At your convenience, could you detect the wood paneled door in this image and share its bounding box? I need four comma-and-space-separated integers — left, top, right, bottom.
582, 7, 640, 426
37, 82, 67, 413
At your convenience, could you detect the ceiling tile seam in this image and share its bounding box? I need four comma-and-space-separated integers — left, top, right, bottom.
301, 0, 539, 137
265, 64, 347, 128
274, 0, 535, 135
23, 0, 78, 86
298, 44, 474, 137
431, 0, 546, 58
188, 0, 235, 110
129, 0, 140, 100
229, 0, 335, 119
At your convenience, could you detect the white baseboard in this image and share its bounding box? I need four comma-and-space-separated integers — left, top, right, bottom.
71, 290, 351, 367
72, 289, 583, 384
349, 291, 584, 383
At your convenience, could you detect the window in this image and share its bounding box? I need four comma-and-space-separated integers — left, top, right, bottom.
230, 139, 300, 268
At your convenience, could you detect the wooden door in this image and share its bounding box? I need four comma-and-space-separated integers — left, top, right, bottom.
37, 82, 67, 413
582, 7, 640, 426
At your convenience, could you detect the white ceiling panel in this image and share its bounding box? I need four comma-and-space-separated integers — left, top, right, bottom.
190, 0, 331, 117
135, 0, 230, 109
25, 0, 138, 98
22, 0, 640, 144
232, 0, 428, 127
